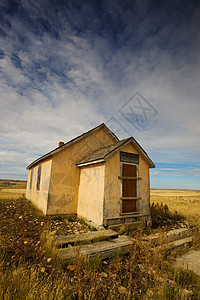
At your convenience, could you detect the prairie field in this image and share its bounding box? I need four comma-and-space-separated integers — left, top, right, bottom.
0, 188, 26, 200
0, 183, 200, 298
151, 189, 200, 225
0, 179, 26, 200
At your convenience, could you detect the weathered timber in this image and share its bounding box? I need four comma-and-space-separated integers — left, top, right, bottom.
59, 235, 132, 262
118, 176, 142, 180
109, 222, 143, 231
107, 214, 148, 220
120, 151, 139, 164
120, 197, 142, 200
54, 229, 118, 248
106, 214, 149, 226
170, 236, 193, 248
155, 236, 193, 250
143, 228, 192, 247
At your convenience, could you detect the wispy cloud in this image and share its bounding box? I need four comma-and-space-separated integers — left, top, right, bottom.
0, 0, 200, 187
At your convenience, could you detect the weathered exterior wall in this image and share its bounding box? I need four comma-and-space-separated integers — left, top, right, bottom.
47, 128, 115, 214
104, 152, 121, 222
77, 164, 105, 225
104, 143, 150, 223
26, 159, 52, 214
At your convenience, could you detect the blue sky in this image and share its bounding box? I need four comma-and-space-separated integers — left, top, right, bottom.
0, 0, 200, 189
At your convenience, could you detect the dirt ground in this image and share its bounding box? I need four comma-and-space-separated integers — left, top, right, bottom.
0, 196, 93, 268
175, 248, 200, 276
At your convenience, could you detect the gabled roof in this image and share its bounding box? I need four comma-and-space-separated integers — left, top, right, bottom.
27, 123, 119, 169
77, 137, 155, 168
77, 138, 131, 166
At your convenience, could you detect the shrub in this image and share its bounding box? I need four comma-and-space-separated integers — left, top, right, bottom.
151, 202, 185, 229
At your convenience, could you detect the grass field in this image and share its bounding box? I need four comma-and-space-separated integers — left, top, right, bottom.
0, 188, 26, 200
151, 189, 200, 226
0, 179, 26, 200
1, 184, 200, 222
0, 184, 200, 298
0, 179, 27, 189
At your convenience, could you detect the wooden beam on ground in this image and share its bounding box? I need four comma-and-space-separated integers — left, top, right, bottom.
53, 229, 118, 248
59, 236, 133, 262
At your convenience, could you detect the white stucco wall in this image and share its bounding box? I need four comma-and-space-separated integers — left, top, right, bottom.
77, 164, 105, 226
26, 159, 52, 214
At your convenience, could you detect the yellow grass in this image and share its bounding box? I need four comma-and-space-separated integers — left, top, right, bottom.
0, 188, 26, 200
0, 179, 26, 199
0, 179, 26, 189
151, 189, 200, 226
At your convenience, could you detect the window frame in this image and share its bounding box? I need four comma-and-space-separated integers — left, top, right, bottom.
29, 168, 33, 190
36, 164, 42, 191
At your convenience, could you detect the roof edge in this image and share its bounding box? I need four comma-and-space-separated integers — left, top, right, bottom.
77, 138, 131, 167
77, 159, 105, 167
77, 137, 155, 168
27, 123, 119, 169
130, 138, 155, 168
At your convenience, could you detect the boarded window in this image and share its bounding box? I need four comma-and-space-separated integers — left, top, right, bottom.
36, 164, 42, 191
122, 164, 137, 213
120, 151, 139, 164
29, 169, 33, 190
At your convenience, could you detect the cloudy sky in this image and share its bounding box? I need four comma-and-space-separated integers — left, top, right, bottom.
0, 0, 200, 189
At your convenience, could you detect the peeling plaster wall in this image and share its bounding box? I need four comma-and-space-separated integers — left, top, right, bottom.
77, 164, 105, 226
26, 159, 52, 214
47, 128, 114, 214
104, 143, 151, 223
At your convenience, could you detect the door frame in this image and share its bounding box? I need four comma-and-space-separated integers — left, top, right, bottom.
120, 161, 139, 214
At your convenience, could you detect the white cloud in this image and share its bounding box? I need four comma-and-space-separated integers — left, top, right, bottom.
0, 0, 200, 187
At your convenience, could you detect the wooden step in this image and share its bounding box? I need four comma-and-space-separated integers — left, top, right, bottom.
106, 214, 149, 226
53, 229, 118, 248
168, 236, 193, 249
59, 235, 132, 262
155, 236, 193, 250
109, 221, 142, 231
164, 228, 192, 241
144, 228, 192, 247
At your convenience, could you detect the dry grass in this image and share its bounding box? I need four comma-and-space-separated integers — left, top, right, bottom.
0, 179, 26, 188
151, 189, 200, 226
1, 230, 199, 299
1, 185, 200, 298
0, 188, 26, 200
0, 179, 26, 200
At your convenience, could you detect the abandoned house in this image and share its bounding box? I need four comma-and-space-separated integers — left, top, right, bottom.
26, 123, 155, 227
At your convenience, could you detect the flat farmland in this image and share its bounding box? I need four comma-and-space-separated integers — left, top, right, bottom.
151, 189, 200, 225
0, 179, 26, 200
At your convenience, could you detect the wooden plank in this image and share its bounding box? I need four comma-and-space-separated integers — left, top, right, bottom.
122, 164, 138, 213
54, 229, 118, 247
106, 214, 149, 226
106, 213, 148, 221
154, 237, 192, 250
119, 212, 140, 216
120, 197, 141, 200
107, 214, 148, 220
59, 236, 130, 255
109, 222, 142, 231
118, 176, 142, 180
120, 152, 139, 164
59, 236, 133, 262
